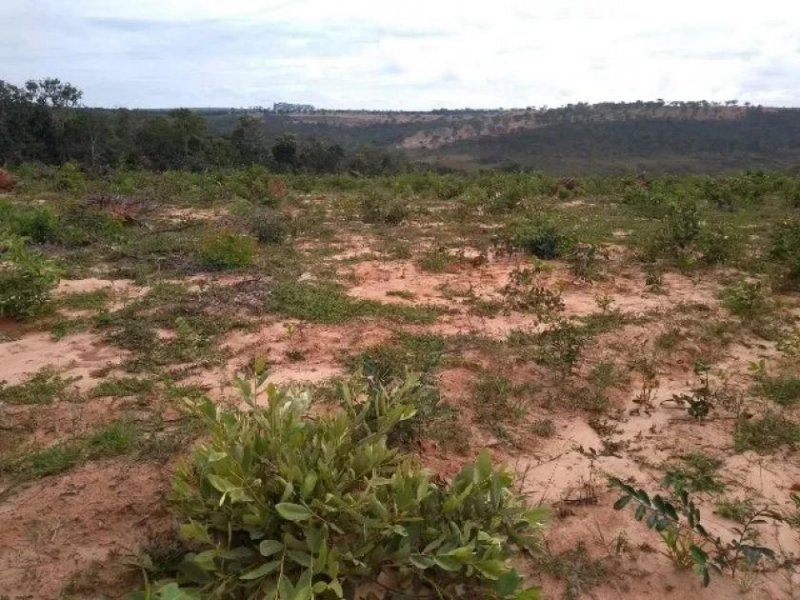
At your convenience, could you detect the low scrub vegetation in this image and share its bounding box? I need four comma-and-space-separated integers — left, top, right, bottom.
141, 365, 546, 599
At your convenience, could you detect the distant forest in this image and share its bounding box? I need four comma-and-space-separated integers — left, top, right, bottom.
2, 77, 800, 175
0, 78, 405, 174
435, 109, 800, 173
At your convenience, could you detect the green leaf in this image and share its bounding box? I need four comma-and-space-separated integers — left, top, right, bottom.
155, 583, 200, 600
287, 549, 312, 567
475, 558, 507, 579
690, 545, 708, 564
494, 569, 522, 596
613, 495, 632, 510
259, 540, 284, 557
207, 474, 236, 494
409, 554, 435, 569
477, 450, 493, 480
275, 502, 312, 522
302, 472, 318, 497
433, 556, 461, 572
328, 579, 344, 598
179, 521, 212, 544
634, 504, 647, 521
240, 559, 281, 580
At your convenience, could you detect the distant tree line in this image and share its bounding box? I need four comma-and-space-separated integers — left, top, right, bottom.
0, 78, 406, 174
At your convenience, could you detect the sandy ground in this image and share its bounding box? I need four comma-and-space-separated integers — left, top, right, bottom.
1, 236, 799, 599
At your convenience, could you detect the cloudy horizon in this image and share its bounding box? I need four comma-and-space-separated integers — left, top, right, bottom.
5, 0, 800, 110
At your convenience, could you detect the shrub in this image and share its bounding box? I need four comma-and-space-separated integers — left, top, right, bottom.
660, 199, 700, 254
359, 189, 408, 225
502, 267, 564, 320
697, 223, 737, 265
567, 243, 608, 280
0, 236, 61, 319
143, 366, 546, 599
721, 280, 772, 319
54, 161, 86, 192
507, 220, 573, 260
768, 219, 800, 286
198, 231, 257, 269
12, 205, 59, 244
246, 207, 290, 245
734, 411, 800, 453
758, 375, 800, 407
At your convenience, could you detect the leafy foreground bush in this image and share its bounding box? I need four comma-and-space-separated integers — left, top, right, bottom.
138, 366, 546, 599
0, 235, 60, 318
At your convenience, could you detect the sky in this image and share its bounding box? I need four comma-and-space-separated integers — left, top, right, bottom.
5, 0, 800, 110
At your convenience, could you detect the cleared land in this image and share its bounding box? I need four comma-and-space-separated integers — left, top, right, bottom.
1, 168, 800, 598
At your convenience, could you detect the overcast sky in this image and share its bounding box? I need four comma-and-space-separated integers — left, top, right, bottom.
5, 0, 800, 110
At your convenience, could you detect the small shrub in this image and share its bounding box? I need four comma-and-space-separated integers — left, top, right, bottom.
418, 248, 460, 273
507, 220, 573, 259
54, 161, 86, 192
663, 453, 725, 493
697, 223, 737, 265
768, 219, 800, 287
716, 497, 756, 524
0, 235, 61, 319
12, 205, 59, 244
735, 411, 800, 453
198, 231, 257, 269
473, 374, 527, 424
85, 420, 138, 457
502, 267, 564, 320
721, 280, 773, 319
567, 243, 608, 280
661, 199, 701, 253
245, 207, 290, 245
0, 368, 78, 405
359, 189, 408, 225
144, 367, 546, 599
758, 375, 800, 407
531, 419, 556, 438
610, 477, 776, 586
532, 319, 587, 375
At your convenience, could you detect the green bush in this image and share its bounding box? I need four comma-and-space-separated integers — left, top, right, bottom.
359, 189, 409, 225
12, 205, 60, 244
246, 207, 290, 245
198, 231, 257, 269
0, 236, 61, 319
141, 367, 546, 599
721, 280, 772, 319
507, 220, 573, 260
768, 219, 800, 286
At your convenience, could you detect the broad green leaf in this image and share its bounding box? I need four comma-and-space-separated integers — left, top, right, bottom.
494, 569, 522, 596
207, 474, 236, 494
240, 559, 281, 580
477, 450, 493, 480
613, 495, 632, 510
179, 521, 212, 544
433, 556, 461, 572
259, 540, 284, 557
409, 554, 435, 569
275, 502, 312, 522
287, 549, 312, 567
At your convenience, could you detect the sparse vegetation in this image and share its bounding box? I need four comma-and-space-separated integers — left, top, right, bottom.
3, 159, 800, 598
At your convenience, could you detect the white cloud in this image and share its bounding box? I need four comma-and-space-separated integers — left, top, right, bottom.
5, 0, 800, 108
